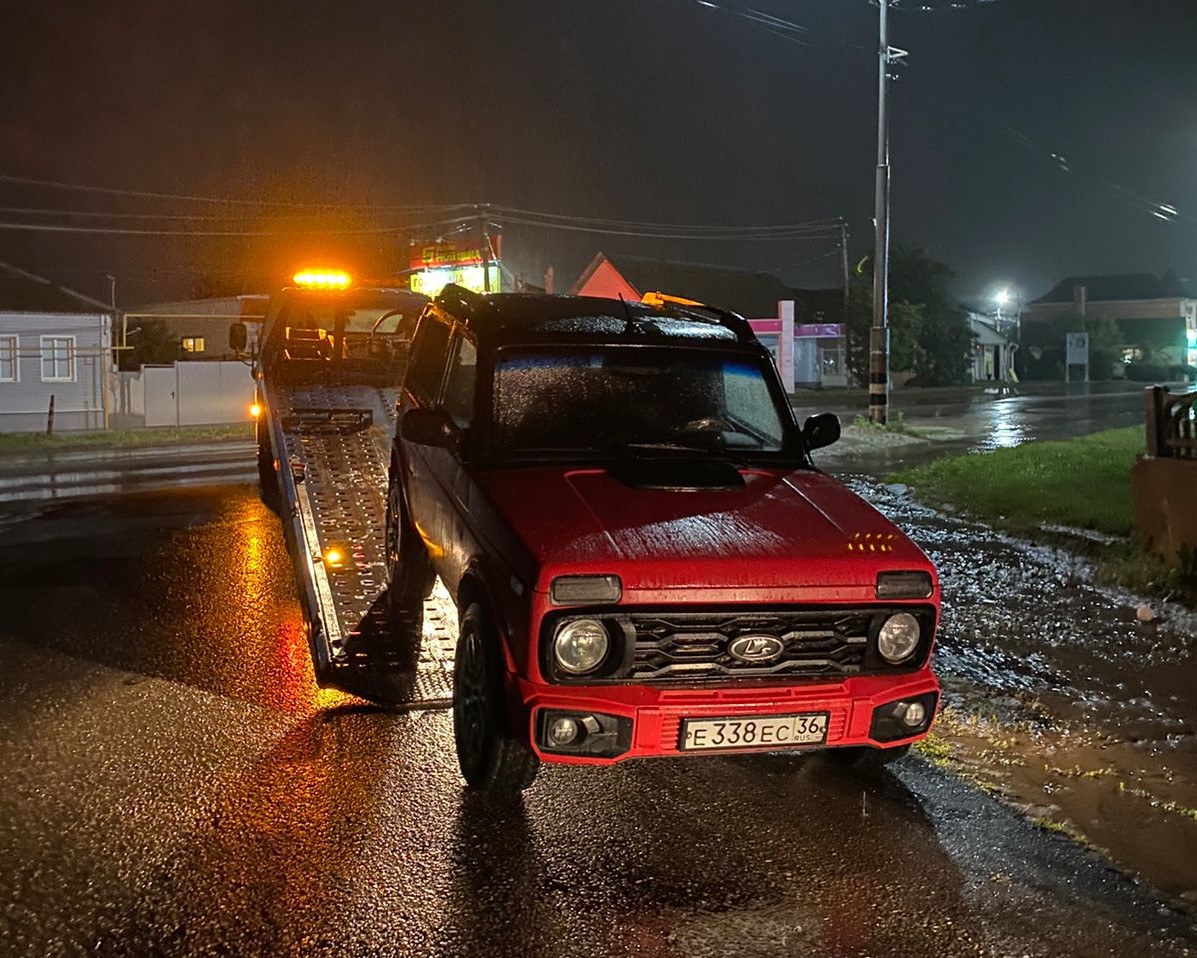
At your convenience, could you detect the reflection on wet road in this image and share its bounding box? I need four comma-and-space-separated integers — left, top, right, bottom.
1, 485, 1195, 957
807, 384, 1148, 472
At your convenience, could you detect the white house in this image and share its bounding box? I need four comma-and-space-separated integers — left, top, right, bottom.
0, 260, 117, 433
968, 314, 1017, 383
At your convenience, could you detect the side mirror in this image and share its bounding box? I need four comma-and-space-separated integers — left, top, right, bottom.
802, 413, 841, 451
228, 322, 248, 352
401, 408, 459, 449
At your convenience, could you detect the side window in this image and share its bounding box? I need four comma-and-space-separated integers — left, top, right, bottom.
442, 335, 478, 428
406, 316, 452, 406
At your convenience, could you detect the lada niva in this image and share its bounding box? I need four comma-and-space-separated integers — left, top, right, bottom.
387, 285, 940, 791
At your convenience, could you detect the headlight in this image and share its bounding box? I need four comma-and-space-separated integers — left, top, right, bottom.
877, 612, 921, 664
554, 619, 610, 675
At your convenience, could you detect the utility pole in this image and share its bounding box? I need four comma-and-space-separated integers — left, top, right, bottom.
839, 219, 850, 309
479, 205, 492, 293
869, 0, 905, 424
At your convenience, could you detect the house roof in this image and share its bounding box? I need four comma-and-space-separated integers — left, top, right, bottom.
0, 259, 114, 314
968, 316, 1009, 344
132, 295, 269, 318
574, 253, 793, 318
1031, 272, 1193, 305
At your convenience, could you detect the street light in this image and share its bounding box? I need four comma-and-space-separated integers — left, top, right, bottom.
869, 0, 907, 425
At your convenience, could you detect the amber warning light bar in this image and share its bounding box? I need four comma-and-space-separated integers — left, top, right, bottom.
292, 269, 352, 289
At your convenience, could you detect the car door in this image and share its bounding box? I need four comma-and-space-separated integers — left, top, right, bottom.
399, 313, 452, 564
430, 330, 479, 592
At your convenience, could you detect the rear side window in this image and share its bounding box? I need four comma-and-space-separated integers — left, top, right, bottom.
442, 336, 478, 428
406, 316, 451, 405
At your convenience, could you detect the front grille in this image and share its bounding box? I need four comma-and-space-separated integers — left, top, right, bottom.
628, 610, 872, 683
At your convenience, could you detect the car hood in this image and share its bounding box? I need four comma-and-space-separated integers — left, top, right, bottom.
475, 465, 934, 600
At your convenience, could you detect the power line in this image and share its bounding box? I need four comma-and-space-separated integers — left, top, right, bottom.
0, 216, 469, 238
0, 173, 474, 213
493, 204, 841, 234
498, 214, 841, 241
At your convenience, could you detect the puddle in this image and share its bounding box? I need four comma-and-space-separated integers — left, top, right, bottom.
843, 474, 1197, 902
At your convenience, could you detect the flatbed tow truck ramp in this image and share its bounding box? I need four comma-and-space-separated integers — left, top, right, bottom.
248, 281, 453, 709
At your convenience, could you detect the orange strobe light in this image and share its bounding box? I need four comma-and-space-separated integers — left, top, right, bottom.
250, 403, 262, 418
293, 269, 351, 289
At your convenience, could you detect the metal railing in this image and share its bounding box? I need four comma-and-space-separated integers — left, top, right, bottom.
1145, 385, 1197, 459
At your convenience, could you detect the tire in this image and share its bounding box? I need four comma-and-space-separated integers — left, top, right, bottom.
453, 603, 539, 793
825, 743, 911, 770
385, 472, 436, 609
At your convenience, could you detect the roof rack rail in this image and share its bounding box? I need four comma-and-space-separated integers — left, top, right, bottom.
640, 290, 756, 343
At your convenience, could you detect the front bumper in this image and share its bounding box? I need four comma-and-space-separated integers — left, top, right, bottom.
517, 667, 940, 765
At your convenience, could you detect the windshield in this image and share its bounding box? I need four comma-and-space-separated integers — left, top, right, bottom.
275, 302, 415, 336
490, 346, 796, 461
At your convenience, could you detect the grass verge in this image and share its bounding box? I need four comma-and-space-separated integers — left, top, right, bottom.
891, 426, 1197, 605
890, 426, 1142, 535
0, 424, 254, 454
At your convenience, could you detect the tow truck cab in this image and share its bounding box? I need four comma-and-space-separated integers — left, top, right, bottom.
390, 285, 941, 792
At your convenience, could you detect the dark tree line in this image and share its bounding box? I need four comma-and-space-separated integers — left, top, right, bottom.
845, 242, 975, 387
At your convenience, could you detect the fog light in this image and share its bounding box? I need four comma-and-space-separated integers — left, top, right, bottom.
547, 716, 580, 747
902, 701, 927, 728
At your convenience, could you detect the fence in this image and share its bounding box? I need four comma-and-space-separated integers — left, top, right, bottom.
113, 360, 256, 428
1144, 385, 1197, 459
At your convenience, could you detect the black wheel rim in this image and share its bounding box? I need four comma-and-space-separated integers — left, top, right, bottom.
455, 629, 488, 769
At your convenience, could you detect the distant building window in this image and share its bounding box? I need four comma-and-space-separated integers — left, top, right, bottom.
0, 335, 17, 382
40, 336, 75, 382
181, 336, 205, 353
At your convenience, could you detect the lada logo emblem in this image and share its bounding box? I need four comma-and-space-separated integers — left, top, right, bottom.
727, 634, 785, 663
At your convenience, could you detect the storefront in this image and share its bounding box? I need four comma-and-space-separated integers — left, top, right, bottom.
409, 237, 502, 297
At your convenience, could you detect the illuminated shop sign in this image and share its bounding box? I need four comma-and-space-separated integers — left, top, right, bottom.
410, 237, 501, 270
409, 236, 502, 295
410, 265, 502, 297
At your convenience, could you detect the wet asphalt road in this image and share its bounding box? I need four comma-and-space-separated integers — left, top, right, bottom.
801, 383, 1149, 471
2, 486, 1196, 957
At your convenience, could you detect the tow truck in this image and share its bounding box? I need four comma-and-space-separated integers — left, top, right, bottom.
234, 270, 449, 705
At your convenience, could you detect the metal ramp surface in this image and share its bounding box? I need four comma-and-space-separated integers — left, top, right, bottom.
272, 382, 457, 710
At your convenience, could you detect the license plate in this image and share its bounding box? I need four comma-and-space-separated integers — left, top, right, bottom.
679, 712, 830, 751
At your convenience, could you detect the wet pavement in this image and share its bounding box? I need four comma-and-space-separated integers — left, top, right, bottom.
0, 440, 256, 505
838, 476, 1197, 902
2, 485, 1196, 957
804, 382, 1149, 472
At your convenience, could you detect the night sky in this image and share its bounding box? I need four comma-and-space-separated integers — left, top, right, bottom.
1, 0, 1195, 306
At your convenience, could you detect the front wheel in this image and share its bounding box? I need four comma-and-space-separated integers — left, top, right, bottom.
453, 603, 539, 793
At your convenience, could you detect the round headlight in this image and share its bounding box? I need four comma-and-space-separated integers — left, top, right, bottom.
554, 619, 610, 675
878, 612, 921, 664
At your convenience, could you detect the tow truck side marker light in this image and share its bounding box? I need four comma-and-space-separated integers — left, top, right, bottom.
250, 403, 262, 418
322, 547, 344, 568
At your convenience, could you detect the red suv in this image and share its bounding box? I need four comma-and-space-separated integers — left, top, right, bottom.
388, 286, 940, 791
